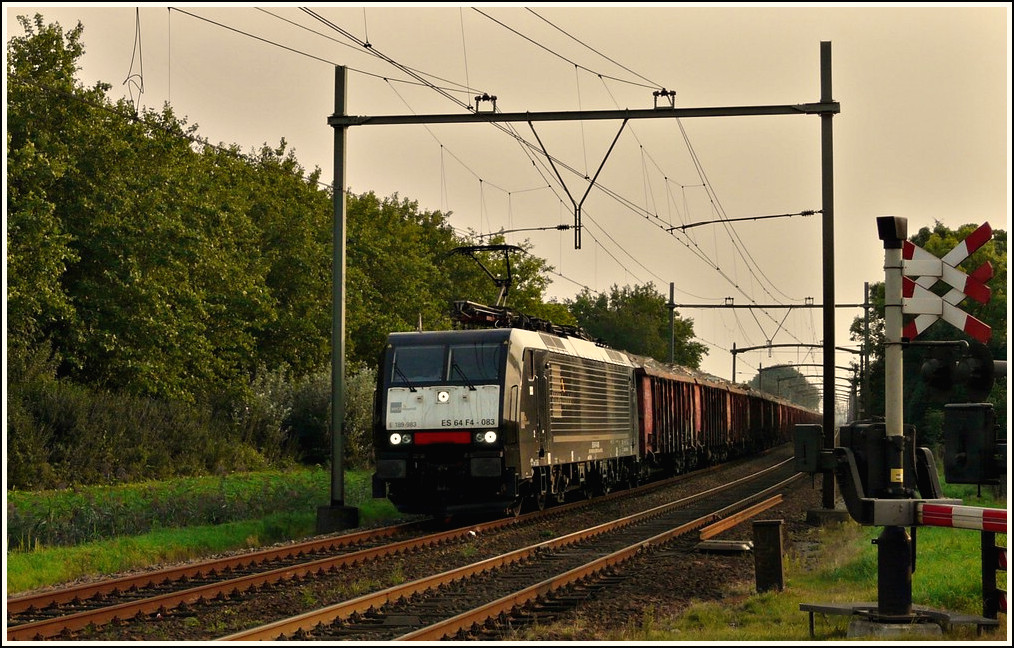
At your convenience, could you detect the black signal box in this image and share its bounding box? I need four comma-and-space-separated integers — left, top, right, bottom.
943, 403, 1004, 485
793, 424, 824, 474
839, 421, 919, 498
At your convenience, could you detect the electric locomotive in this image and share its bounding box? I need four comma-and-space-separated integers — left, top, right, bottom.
371, 326, 641, 516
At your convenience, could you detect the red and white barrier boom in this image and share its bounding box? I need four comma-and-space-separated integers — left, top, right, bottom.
918, 502, 1007, 533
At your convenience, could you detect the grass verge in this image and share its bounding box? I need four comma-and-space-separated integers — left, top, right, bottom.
6, 471, 401, 595
618, 488, 1009, 642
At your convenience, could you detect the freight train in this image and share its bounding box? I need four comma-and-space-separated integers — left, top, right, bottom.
371, 307, 820, 518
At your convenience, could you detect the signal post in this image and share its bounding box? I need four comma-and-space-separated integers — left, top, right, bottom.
875, 216, 914, 621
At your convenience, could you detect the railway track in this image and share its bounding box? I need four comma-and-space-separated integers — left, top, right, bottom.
223, 458, 800, 641
7, 447, 798, 641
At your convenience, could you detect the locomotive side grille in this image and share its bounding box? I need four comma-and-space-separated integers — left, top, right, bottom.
546, 353, 633, 435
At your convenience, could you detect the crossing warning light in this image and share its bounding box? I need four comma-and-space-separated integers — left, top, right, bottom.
920, 343, 999, 402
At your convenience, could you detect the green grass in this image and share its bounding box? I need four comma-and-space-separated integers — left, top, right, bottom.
597, 522, 1007, 642
6, 468, 401, 595
625, 488, 1009, 642
6, 467, 348, 550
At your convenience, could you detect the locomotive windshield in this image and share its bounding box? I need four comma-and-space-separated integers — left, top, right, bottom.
448, 343, 501, 382
391, 345, 445, 383
390, 341, 503, 385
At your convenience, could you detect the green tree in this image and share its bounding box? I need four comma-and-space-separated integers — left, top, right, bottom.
8, 14, 288, 401
6, 15, 87, 361
567, 283, 707, 368
6, 13, 596, 486
245, 142, 333, 376
345, 191, 460, 364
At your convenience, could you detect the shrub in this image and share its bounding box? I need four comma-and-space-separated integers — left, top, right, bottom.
6, 376, 269, 490
6, 469, 332, 549
283, 362, 376, 468
6, 350, 379, 490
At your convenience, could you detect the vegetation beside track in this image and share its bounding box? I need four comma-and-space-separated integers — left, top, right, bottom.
7, 469, 1005, 645
517, 482, 1008, 642
5, 467, 403, 594
653, 512, 1007, 641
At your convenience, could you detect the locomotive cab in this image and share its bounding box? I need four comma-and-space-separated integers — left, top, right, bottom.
372, 330, 518, 516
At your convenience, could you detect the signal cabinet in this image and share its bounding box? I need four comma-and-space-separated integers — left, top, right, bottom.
838, 421, 920, 498
944, 403, 1004, 485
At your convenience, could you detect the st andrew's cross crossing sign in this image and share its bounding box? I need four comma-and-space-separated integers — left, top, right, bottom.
901, 222, 993, 344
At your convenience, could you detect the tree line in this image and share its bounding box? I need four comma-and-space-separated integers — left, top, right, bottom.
6, 15, 707, 489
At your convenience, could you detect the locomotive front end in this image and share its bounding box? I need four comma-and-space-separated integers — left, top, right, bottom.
372, 330, 518, 516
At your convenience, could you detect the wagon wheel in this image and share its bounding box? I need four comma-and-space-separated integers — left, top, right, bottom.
505, 498, 524, 518
534, 491, 548, 511
626, 467, 640, 489
596, 469, 613, 496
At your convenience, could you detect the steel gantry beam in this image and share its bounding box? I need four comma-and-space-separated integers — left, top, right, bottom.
732, 343, 861, 383
328, 101, 838, 250
675, 303, 863, 308
327, 102, 841, 127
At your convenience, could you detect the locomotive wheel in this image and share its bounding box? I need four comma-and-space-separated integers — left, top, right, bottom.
598, 470, 613, 495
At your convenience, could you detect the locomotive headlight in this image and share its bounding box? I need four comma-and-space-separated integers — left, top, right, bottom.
389, 433, 402, 445
436, 390, 450, 403
475, 430, 497, 444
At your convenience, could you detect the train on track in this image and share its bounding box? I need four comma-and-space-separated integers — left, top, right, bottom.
371, 301, 820, 518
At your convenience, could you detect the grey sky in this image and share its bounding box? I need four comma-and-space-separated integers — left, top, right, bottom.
5, 3, 1010, 396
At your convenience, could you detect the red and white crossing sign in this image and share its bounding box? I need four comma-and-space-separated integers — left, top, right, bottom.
902, 222, 993, 344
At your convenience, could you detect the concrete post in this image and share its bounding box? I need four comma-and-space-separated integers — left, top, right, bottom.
753, 519, 785, 592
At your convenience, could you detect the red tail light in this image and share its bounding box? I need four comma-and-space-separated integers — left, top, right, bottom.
413, 431, 472, 445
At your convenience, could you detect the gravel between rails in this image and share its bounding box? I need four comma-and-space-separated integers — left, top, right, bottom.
497, 474, 830, 641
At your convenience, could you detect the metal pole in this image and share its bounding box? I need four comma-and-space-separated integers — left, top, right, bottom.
668, 282, 675, 364
732, 342, 737, 383
819, 41, 836, 510
879, 217, 905, 478
332, 65, 347, 508
863, 281, 871, 419
318, 65, 359, 532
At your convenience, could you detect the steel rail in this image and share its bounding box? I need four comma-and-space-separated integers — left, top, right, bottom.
6, 519, 506, 641
386, 472, 804, 641
6, 519, 428, 616
221, 459, 797, 641
7, 452, 741, 641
